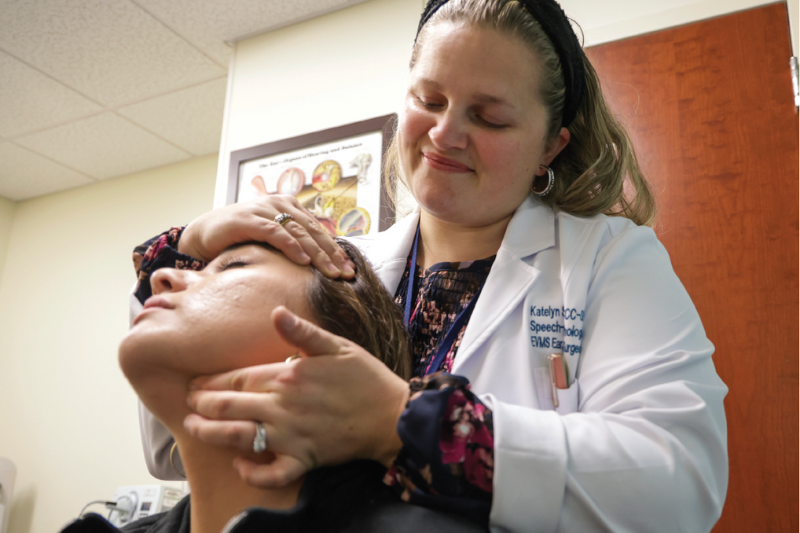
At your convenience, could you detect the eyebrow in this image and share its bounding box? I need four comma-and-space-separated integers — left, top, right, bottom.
416, 77, 516, 109
222, 241, 277, 255
210, 242, 277, 266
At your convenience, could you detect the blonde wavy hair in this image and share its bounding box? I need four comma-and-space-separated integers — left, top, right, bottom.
385, 0, 656, 226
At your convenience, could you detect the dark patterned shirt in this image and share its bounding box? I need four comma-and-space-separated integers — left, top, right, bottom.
394, 256, 495, 376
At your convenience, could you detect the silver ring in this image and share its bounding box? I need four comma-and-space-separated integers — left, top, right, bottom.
285, 354, 301, 363
253, 421, 268, 454
274, 213, 293, 226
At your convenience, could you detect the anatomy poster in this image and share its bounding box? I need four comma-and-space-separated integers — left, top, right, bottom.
236, 129, 386, 237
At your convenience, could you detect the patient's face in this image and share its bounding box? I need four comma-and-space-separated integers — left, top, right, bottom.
120, 244, 313, 380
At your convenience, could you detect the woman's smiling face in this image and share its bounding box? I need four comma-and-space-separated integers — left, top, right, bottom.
120, 244, 313, 380
398, 22, 562, 227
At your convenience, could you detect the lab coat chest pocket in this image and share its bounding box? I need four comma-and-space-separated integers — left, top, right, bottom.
526, 271, 578, 413
533, 367, 580, 414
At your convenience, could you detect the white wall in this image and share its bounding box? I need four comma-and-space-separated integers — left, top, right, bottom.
788, 0, 799, 55
0, 155, 216, 533
0, 196, 15, 286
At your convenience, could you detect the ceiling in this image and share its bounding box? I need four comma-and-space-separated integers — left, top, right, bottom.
0, 0, 370, 201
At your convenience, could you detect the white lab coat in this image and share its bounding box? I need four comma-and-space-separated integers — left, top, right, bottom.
135, 197, 728, 532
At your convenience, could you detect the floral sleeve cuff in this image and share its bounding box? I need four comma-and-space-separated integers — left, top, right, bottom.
383, 372, 494, 527
132, 227, 206, 305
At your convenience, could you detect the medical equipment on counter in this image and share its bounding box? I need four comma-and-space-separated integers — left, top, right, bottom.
109, 485, 184, 526
80, 485, 184, 527
0, 458, 16, 533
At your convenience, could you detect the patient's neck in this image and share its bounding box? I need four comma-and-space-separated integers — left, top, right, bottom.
137, 374, 302, 533
177, 436, 302, 533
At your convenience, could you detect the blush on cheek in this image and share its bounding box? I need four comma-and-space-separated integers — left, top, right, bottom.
475, 134, 527, 178
399, 105, 434, 146
397, 111, 432, 186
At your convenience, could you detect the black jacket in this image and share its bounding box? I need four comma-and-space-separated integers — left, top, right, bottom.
61, 462, 487, 533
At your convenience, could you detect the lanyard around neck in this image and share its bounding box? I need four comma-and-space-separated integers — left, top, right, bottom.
403, 224, 487, 375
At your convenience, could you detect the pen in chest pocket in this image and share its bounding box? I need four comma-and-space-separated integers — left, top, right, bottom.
548, 353, 569, 407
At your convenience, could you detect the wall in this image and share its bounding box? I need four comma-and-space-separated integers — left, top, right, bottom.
0, 155, 216, 533
789, 0, 799, 54
0, 197, 15, 285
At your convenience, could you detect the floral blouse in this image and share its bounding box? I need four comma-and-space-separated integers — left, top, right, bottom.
132, 228, 497, 527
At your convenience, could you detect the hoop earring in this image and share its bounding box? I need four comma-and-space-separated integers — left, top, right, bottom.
531, 166, 555, 196
170, 442, 186, 479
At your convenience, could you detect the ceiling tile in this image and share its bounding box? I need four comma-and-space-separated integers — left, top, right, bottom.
0, 0, 226, 107
0, 50, 103, 138
117, 77, 226, 156
133, 0, 370, 65
0, 142, 94, 201
15, 113, 191, 180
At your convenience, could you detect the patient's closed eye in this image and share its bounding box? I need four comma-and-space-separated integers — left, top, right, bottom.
217, 257, 249, 271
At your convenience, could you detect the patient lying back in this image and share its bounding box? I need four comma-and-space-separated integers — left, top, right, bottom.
62, 240, 485, 533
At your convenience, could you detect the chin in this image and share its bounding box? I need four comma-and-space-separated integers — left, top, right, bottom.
416, 192, 476, 226
118, 329, 169, 385
411, 180, 459, 214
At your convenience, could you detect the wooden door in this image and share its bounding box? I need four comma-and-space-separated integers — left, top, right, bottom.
585, 3, 798, 531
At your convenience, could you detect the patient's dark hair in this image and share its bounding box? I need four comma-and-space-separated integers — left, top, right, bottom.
306, 239, 411, 380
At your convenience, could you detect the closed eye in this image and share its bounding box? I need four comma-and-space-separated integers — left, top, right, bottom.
415, 96, 443, 109
475, 115, 508, 129
415, 95, 507, 128
217, 257, 249, 271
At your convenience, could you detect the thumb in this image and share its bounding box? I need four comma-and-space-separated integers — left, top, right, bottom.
272, 306, 345, 357
234, 454, 309, 489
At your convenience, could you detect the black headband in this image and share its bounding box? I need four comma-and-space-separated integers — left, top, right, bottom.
416, 0, 585, 128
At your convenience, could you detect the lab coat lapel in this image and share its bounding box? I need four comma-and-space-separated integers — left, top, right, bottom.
364, 209, 419, 295
451, 198, 556, 376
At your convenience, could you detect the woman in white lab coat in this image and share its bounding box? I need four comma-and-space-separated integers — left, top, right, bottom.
133, 0, 728, 531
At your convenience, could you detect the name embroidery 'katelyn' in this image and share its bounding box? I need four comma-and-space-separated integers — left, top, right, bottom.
529, 305, 584, 356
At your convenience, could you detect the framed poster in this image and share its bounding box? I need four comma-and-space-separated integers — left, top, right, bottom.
227, 114, 397, 236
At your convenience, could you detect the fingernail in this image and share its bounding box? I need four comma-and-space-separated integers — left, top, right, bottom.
327, 262, 341, 276
187, 392, 196, 408
342, 263, 355, 277
299, 252, 311, 262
